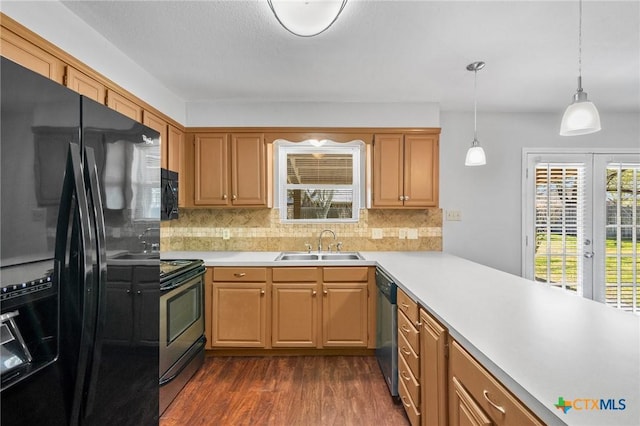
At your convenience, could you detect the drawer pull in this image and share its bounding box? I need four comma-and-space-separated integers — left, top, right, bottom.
400, 370, 411, 381
401, 396, 412, 408
401, 346, 411, 355
483, 390, 506, 415
234, 272, 246, 277
400, 324, 411, 333
401, 302, 409, 309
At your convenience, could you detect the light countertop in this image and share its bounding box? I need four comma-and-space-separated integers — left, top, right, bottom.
162, 250, 640, 426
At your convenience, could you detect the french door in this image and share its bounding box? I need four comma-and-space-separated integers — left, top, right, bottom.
523, 150, 640, 314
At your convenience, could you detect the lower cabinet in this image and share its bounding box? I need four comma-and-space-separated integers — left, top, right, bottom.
208, 266, 372, 350
448, 340, 544, 426
397, 288, 421, 426
420, 308, 448, 426
211, 267, 268, 348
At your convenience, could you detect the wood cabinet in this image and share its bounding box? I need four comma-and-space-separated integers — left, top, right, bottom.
193, 133, 267, 207
143, 110, 168, 169
397, 288, 421, 426
420, 308, 448, 426
167, 125, 186, 206
106, 89, 142, 122
0, 28, 64, 84
449, 340, 544, 426
372, 134, 439, 208
271, 267, 320, 348
64, 65, 106, 104
322, 267, 369, 347
211, 267, 268, 348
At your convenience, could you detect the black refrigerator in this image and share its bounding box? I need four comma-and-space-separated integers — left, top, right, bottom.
0, 57, 160, 426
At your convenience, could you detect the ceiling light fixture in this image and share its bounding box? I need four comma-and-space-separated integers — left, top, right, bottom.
560, 0, 601, 136
465, 61, 487, 167
267, 0, 348, 37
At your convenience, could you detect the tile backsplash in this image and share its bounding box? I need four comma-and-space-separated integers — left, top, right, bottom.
161, 208, 442, 252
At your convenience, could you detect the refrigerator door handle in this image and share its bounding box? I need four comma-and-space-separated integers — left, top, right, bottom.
53, 143, 96, 426
80, 147, 108, 418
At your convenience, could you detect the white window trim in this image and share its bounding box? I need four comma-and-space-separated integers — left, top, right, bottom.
275, 139, 365, 223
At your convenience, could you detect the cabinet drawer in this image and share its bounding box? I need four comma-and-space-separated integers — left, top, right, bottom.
272, 267, 318, 282
398, 330, 419, 377
450, 341, 544, 426
397, 288, 419, 325
398, 310, 419, 355
323, 267, 368, 282
213, 267, 267, 282
398, 351, 420, 408
399, 377, 421, 426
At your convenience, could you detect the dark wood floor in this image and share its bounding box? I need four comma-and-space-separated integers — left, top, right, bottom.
160, 355, 409, 425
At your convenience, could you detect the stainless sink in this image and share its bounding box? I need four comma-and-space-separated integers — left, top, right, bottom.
275, 252, 363, 261
110, 252, 159, 261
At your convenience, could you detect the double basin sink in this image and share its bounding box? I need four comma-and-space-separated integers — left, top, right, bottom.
275, 252, 364, 261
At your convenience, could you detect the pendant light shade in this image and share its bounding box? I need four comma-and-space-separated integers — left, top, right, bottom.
267, 0, 348, 37
465, 61, 486, 167
560, 0, 601, 136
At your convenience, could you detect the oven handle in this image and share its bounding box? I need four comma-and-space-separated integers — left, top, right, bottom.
161, 268, 206, 293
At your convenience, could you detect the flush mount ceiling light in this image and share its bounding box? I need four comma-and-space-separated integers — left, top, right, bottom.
465, 61, 487, 167
560, 0, 601, 136
267, 0, 348, 37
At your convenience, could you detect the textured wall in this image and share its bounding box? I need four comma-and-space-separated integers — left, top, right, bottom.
161, 208, 442, 252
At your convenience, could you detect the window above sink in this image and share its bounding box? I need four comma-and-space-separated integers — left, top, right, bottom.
274, 139, 365, 223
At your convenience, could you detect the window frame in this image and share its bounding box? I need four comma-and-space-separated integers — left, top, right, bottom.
275, 139, 364, 223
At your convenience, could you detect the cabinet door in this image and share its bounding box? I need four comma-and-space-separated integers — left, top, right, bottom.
322, 283, 368, 347
168, 125, 185, 206
272, 283, 318, 347
0, 30, 64, 83
231, 133, 266, 206
194, 133, 230, 206
404, 135, 439, 207
143, 110, 168, 169
420, 309, 448, 426
106, 89, 142, 122
212, 283, 267, 347
65, 66, 105, 104
133, 266, 161, 346
450, 377, 493, 426
372, 134, 404, 207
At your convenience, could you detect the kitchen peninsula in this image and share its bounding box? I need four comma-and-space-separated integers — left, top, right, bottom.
162, 250, 640, 426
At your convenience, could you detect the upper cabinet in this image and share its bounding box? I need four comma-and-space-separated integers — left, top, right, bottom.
193, 133, 267, 207
167, 125, 185, 206
0, 27, 64, 84
64, 66, 106, 104
372, 133, 439, 208
106, 89, 142, 122
143, 110, 168, 169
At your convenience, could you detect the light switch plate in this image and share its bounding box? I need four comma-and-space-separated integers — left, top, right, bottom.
446, 209, 462, 221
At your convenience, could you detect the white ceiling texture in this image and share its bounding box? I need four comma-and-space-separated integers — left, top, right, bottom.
60, 0, 639, 113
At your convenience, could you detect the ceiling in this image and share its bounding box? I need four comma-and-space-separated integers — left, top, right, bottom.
60, 1, 639, 113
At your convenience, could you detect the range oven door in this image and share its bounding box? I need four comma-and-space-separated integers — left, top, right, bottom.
159, 270, 204, 376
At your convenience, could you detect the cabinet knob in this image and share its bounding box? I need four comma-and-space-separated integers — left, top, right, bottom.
404, 196, 410, 201
222, 194, 227, 200
260, 289, 265, 295
312, 290, 317, 296
136, 290, 141, 295
232, 194, 237, 200
399, 196, 405, 201
323, 290, 328, 295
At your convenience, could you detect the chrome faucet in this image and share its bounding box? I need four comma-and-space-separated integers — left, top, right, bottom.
317, 229, 336, 253
138, 227, 160, 252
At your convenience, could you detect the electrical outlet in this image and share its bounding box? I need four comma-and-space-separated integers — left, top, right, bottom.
222, 229, 231, 240
407, 229, 418, 240
446, 209, 462, 221
371, 228, 383, 239
398, 228, 407, 239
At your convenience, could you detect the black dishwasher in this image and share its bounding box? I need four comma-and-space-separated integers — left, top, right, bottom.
375, 268, 398, 398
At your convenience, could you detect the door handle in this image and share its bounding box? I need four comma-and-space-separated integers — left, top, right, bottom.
584, 252, 594, 258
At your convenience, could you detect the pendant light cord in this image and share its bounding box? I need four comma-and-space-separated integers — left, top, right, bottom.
473, 68, 478, 142
578, 0, 583, 81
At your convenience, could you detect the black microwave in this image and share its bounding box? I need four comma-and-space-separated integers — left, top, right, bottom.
161, 168, 179, 220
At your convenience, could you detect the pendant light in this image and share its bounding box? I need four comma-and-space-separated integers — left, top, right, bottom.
267, 0, 348, 37
560, 0, 601, 136
465, 61, 487, 167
